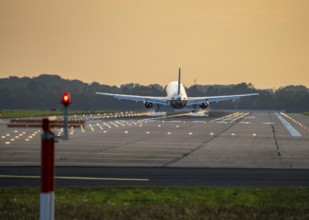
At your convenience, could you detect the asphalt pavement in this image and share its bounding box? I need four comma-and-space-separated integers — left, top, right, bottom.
1, 111, 309, 186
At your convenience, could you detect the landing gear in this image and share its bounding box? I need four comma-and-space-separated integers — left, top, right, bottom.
155, 104, 162, 112
192, 104, 197, 113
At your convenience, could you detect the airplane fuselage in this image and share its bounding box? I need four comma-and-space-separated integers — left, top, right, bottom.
166, 81, 188, 109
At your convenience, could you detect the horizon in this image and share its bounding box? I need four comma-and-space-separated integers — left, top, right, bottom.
1, 1, 309, 89
1, 73, 308, 90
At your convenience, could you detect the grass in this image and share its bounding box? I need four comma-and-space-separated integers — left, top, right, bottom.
0, 110, 116, 119
1, 187, 309, 219
304, 112, 309, 116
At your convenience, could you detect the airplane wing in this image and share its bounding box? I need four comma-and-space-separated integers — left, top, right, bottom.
186, 93, 259, 106
96, 92, 170, 106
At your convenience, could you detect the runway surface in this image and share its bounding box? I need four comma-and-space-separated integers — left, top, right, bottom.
1, 111, 309, 186
1, 166, 309, 187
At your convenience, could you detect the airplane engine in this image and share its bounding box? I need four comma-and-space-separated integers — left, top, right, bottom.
199, 102, 209, 109
144, 102, 154, 109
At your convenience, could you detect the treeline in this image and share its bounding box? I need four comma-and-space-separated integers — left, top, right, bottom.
0, 74, 308, 112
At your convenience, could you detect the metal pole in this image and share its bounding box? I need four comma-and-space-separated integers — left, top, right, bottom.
64, 106, 68, 140
40, 118, 55, 220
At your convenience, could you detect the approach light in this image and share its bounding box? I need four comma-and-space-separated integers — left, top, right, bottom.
62, 92, 71, 106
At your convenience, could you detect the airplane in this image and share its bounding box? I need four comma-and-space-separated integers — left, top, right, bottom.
96, 68, 259, 112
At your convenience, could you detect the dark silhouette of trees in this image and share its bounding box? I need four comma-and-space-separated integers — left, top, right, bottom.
0, 74, 308, 112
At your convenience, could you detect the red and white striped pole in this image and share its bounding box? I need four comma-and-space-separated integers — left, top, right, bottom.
40, 118, 55, 220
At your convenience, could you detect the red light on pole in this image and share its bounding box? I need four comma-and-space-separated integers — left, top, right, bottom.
61, 92, 71, 139
62, 92, 71, 106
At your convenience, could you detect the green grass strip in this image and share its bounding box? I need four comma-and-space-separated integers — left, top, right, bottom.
1, 187, 309, 219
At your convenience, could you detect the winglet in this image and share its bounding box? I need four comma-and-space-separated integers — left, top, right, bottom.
178, 67, 181, 95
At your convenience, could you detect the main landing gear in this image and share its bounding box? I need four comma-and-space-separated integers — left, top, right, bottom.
192, 104, 197, 113
155, 104, 162, 112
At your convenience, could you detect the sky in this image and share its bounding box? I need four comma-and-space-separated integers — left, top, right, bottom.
0, 0, 309, 89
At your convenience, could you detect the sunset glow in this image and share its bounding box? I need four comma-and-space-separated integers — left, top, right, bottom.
1, 0, 309, 88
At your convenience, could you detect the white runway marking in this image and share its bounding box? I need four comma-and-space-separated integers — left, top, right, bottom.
263, 122, 275, 125
274, 113, 302, 137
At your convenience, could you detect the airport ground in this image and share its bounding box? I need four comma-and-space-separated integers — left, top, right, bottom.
1, 111, 309, 219
0, 110, 309, 187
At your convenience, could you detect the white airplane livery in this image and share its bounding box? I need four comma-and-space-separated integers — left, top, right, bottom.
96, 68, 259, 112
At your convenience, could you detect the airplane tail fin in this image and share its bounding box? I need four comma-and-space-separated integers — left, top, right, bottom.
178, 67, 181, 95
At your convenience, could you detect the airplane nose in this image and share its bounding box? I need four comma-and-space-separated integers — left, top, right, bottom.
175, 96, 181, 102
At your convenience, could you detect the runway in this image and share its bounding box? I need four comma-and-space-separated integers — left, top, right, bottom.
1, 167, 309, 187
1, 111, 309, 186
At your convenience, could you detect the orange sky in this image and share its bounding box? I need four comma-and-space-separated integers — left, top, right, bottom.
1, 0, 309, 89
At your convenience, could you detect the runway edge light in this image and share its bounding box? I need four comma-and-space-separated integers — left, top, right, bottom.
61, 92, 71, 140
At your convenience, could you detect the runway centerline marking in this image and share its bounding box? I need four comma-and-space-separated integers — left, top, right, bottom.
0, 174, 149, 182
